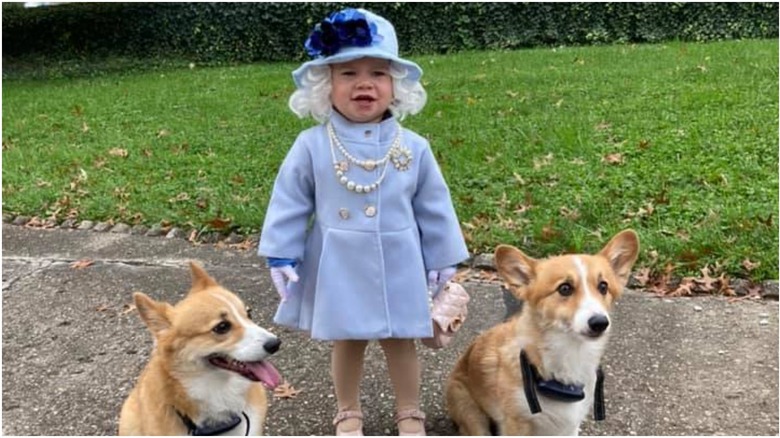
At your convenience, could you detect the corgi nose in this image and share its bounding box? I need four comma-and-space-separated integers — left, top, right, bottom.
588, 315, 610, 334
264, 338, 281, 354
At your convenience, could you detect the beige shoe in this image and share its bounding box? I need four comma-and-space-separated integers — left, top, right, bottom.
333, 410, 364, 436
395, 409, 426, 436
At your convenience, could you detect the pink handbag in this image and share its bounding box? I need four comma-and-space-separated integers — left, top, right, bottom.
421, 282, 470, 349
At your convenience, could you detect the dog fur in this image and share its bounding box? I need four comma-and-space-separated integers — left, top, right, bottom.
119, 262, 281, 435
446, 230, 639, 435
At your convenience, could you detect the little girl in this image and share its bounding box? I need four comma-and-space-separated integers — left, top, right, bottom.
258, 8, 469, 436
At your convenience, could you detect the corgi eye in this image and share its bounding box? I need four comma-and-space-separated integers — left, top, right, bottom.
557, 283, 573, 296
212, 321, 231, 334
598, 281, 609, 295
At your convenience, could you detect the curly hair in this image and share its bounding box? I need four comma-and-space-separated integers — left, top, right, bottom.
288, 62, 427, 123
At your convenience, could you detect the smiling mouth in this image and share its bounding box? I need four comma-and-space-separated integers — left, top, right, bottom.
207, 354, 282, 389
353, 95, 376, 102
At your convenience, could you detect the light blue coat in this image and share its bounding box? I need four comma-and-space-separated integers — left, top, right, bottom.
258, 112, 469, 340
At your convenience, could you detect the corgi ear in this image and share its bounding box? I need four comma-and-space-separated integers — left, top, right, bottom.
189, 261, 218, 292
133, 292, 173, 336
598, 229, 640, 285
495, 244, 536, 291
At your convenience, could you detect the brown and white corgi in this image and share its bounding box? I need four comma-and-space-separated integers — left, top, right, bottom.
119, 262, 282, 435
446, 230, 639, 436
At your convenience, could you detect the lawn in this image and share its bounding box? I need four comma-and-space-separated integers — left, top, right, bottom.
3, 39, 778, 281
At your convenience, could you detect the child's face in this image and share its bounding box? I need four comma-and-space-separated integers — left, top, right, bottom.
330, 58, 393, 124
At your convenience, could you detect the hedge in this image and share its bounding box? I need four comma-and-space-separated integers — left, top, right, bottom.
2, 2, 778, 65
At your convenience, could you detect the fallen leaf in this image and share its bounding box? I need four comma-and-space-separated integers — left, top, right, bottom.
208, 217, 232, 230
95, 304, 111, 312
741, 258, 760, 272
120, 303, 136, 315
273, 381, 301, 399
157, 129, 170, 138
669, 278, 695, 297
602, 153, 624, 165
72, 259, 94, 269
109, 148, 128, 158
634, 267, 651, 286
694, 266, 718, 292
169, 192, 190, 203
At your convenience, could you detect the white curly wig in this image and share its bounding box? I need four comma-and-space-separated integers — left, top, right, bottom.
288, 61, 427, 123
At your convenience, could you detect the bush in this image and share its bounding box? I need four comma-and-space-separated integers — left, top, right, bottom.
3, 2, 777, 65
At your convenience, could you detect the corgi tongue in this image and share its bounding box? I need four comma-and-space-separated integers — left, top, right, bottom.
247, 360, 282, 389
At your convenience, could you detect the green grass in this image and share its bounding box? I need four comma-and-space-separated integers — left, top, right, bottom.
3, 39, 778, 280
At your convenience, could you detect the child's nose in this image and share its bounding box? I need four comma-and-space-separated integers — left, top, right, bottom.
356, 79, 374, 89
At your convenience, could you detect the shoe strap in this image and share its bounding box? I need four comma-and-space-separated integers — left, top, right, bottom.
394, 408, 426, 423
333, 410, 364, 426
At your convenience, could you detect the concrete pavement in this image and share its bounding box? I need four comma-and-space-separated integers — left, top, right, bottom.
2, 223, 778, 435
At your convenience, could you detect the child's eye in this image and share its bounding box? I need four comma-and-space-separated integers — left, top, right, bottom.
373, 70, 387, 76
341, 71, 356, 76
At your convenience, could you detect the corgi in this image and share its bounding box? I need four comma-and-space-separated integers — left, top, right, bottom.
119, 262, 282, 435
446, 230, 639, 436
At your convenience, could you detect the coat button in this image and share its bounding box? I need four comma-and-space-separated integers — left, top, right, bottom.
339, 208, 350, 220
364, 205, 377, 217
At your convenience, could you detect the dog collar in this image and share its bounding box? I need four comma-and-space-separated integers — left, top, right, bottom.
519, 350, 606, 421
177, 411, 250, 436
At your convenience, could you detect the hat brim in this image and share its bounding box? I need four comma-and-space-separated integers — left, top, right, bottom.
292, 46, 422, 88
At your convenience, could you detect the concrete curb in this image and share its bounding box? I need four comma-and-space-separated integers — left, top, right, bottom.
4, 214, 777, 300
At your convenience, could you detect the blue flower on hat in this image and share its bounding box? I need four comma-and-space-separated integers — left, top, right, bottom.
304, 8, 383, 58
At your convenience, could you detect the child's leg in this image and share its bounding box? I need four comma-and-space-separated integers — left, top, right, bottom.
332, 339, 369, 433
379, 338, 424, 434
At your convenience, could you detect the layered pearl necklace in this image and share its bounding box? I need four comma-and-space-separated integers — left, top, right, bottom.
327, 121, 412, 194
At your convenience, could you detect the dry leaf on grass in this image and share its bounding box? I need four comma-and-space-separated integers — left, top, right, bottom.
273, 381, 301, 399
109, 148, 128, 158
602, 153, 624, 165
741, 258, 761, 272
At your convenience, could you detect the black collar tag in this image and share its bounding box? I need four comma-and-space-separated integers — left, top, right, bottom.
519, 349, 606, 421
178, 411, 248, 436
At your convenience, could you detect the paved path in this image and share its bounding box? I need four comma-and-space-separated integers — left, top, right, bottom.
2, 224, 778, 435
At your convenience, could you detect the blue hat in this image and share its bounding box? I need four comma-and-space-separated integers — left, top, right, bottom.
292, 8, 423, 88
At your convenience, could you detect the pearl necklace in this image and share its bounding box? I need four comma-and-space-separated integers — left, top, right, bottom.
326, 122, 411, 194
327, 122, 393, 172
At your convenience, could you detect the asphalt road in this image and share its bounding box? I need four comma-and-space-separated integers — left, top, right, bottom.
2, 224, 778, 435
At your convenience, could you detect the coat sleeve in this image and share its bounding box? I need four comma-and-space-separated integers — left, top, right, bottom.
412, 144, 470, 270
257, 134, 315, 261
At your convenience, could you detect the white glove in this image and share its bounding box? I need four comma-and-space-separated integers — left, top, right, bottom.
270, 265, 299, 302
427, 266, 457, 297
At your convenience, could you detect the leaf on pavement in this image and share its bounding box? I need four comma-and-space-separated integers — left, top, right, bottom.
273, 381, 301, 399
71, 259, 94, 269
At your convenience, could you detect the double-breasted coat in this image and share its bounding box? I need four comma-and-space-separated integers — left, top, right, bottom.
258, 112, 469, 340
